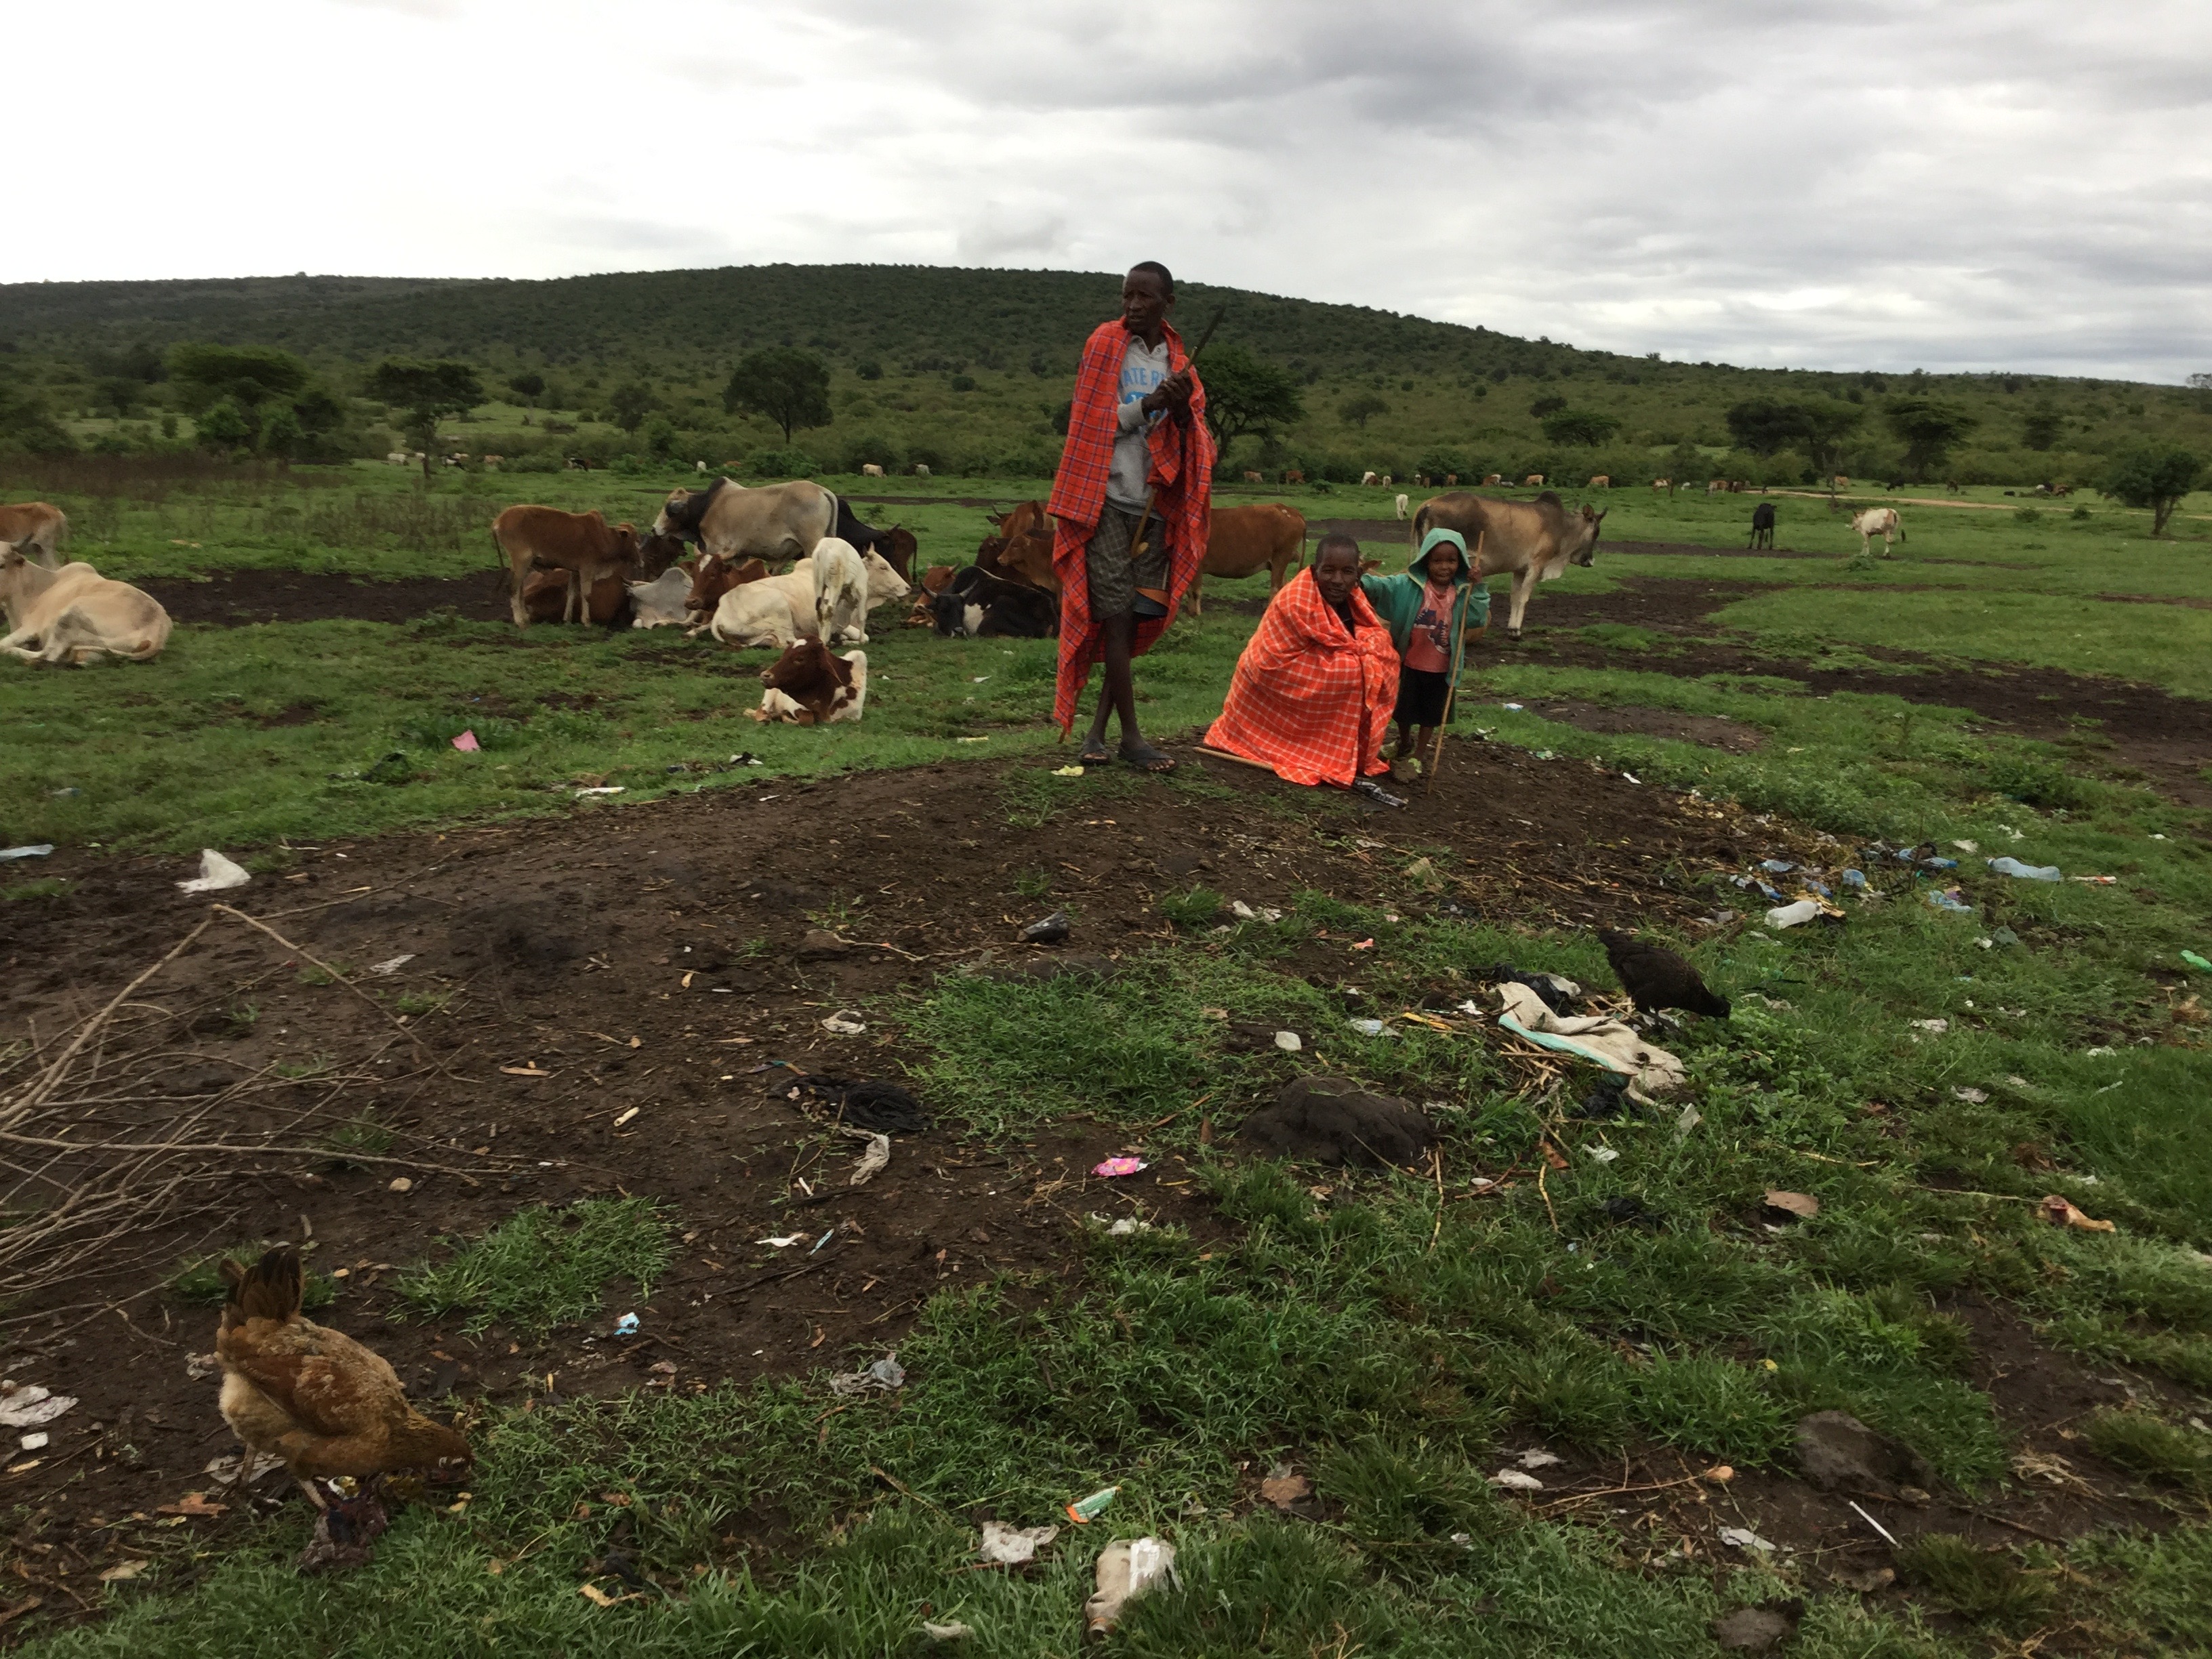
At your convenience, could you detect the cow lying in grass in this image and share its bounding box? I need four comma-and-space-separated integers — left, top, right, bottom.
0, 543, 171, 665
749, 639, 867, 725
708, 548, 909, 651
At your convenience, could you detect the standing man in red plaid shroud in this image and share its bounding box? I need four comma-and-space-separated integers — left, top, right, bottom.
1048, 262, 1216, 773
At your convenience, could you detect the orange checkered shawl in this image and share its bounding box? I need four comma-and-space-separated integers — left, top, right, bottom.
1204, 569, 1399, 787
1047, 318, 1215, 735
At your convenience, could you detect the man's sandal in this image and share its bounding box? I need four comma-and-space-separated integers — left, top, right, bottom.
1119, 741, 1177, 775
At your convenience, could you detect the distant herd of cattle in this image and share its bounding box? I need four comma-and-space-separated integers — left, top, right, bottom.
0, 478, 1908, 678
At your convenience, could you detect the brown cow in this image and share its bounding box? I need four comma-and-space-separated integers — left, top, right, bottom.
1189, 503, 1307, 617
1242, 470, 1264, 484
750, 638, 867, 725
988, 501, 1050, 543
0, 503, 67, 570
521, 567, 625, 624
994, 532, 1060, 596
1587, 475, 1610, 489
905, 564, 957, 626
493, 506, 641, 628
1282, 470, 1305, 484
1523, 474, 1545, 487
1410, 491, 1604, 638
683, 552, 771, 635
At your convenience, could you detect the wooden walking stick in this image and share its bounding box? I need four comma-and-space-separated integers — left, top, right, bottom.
1126, 306, 1229, 575
1426, 531, 1482, 792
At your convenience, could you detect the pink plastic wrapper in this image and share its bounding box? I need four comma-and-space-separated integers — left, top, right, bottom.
451, 730, 480, 753
1092, 1156, 1147, 1178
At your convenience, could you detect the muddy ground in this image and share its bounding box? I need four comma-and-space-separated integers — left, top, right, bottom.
0, 733, 2192, 1629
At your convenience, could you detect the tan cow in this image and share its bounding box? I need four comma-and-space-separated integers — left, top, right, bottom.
1651, 478, 1671, 493
1523, 474, 1545, 487
493, 505, 642, 628
1188, 503, 1306, 618
987, 500, 1050, 543
1410, 491, 1604, 638
1483, 474, 1503, 487
0, 545, 171, 665
0, 503, 68, 570
655, 477, 836, 567
1849, 506, 1904, 556
1587, 474, 1610, 489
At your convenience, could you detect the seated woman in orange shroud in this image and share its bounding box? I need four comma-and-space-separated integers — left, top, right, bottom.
1203, 534, 1407, 808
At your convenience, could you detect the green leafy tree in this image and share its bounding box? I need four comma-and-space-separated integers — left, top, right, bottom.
168, 344, 308, 414
1200, 344, 1305, 457
366, 358, 485, 476
1795, 402, 1864, 482
258, 401, 304, 460
2022, 407, 2063, 451
1529, 394, 1568, 418
1725, 398, 1861, 480
0, 386, 75, 456
507, 372, 546, 407
723, 349, 832, 443
2100, 443, 2205, 536
639, 415, 680, 460
1338, 392, 1391, 430
1662, 440, 1704, 493
1883, 396, 1978, 479
195, 396, 255, 452
1540, 408, 1621, 447
609, 382, 657, 433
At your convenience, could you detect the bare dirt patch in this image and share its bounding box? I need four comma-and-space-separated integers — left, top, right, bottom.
139, 571, 501, 628
1516, 698, 1767, 753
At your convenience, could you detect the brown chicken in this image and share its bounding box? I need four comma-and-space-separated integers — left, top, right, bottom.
216, 1247, 472, 1572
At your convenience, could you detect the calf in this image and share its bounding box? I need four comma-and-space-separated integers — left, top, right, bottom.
752, 638, 868, 725
993, 531, 1059, 595
682, 552, 769, 635
1748, 501, 1776, 549
1849, 507, 1904, 557
1361, 472, 1378, 486
522, 566, 627, 625
1, 544, 171, 665
0, 503, 67, 569
1242, 470, 1264, 484
1483, 474, 1503, 486
492, 505, 641, 628
1394, 493, 1410, 520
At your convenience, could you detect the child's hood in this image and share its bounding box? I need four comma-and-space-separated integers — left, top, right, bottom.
1410, 527, 1472, 582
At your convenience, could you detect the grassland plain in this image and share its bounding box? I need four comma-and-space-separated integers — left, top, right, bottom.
1, 461, 2209, 1656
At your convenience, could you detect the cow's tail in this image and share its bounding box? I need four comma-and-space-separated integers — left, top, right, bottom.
1896, 519, 1907, 544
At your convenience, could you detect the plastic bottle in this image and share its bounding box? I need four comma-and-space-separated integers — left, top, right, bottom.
1765, 899, 1821, 929
1987, 857, 2062, 881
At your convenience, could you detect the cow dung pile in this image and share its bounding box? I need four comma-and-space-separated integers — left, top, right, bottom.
1238, 1076, 1437, 1169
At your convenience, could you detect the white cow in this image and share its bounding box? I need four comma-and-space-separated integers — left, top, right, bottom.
1849, 507, 1904, 557
0, 545, 171, 665
713, 548, 909, 649
861, 463, 885, 478
626, 567, 695, 629
811, 537, 870, 644
1394, 493, 1409, 520
1361, 471, 1379, 486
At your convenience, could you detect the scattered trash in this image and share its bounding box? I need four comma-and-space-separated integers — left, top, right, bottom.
388, 1176, 413, 1193
0, 844, 54, 861
177, 849, 251, 894
821, 1012, 867, 1035
1346, 1017, 1399, 1038
1065, 1485, 1119, 1523
574, 785, 625, 796
844, 1129, 891, 1186
1586, 1146, 1620, 1164
827, 1355, 907, 1396
756, 1234, 804, 1248
18, 1433, 47, 1452
2183, 951, 2212, 972
1488, 1469, 1544, 1492
451, 730, 481, 753
1620, 771, 1641, 785
1349, 937, 1376, 949
1841, 868, 1867, 889
1515, 1449, 1563, 1469
1711, 1601, 1805, 1654
808, 1228, 836, 1255
1909, 1019, 1948, 1035
1925, 888, 1973, 914
1260, 1465, 1311, 1508
1675, 1105, 1703, 1138
977, 1521, 1059, 1565
1089, 1214, 1154, 1237
1764, 899, 1821, 929
2041, 1194, 2115, 1233
1404, 855, 1442, 890
1229, 899, 1284, 922
1762, 1190, 1820, 1221
1273, 1029, 1303, 1052
367, 954, 416, 976
1084, 1536, 1176, 1639
1092, 1157, 1147, 1179
922, 1620, 975, 1641
1988, 857, 2061, 881
1759, 859, 1795, 874
1455, 999, 1486, 1019
614, 1313, 640, 1338
99, 1561, 150, 1583
1020, 911, 1071, 945
1952, 840, 1979, 854
955, 735, 991, 743
202, 1452, 281, 1488
0, 1386, 77, 1429
1718, 1526, 1775, 1553
1488, 965, 1582, 1015
2085, 1045, 2116, 1058
1494, 984, 1687, 1099
1952, 1086, 1989, 1103
1052, 764, 1085, 777
1502, 702, 1523, 711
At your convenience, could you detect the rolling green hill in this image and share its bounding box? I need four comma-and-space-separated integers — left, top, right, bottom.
3, 264, 2205, 489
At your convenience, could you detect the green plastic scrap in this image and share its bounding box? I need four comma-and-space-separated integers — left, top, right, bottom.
2184, 950, 2212, 972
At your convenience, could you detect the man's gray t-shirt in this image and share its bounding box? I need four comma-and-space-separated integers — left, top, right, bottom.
1106, 334, 1172, 513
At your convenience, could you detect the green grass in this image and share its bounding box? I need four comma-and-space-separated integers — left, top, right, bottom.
394, 1197, 674, 1336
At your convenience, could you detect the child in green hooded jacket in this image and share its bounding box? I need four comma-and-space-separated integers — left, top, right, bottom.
1359, 527, 1488, 779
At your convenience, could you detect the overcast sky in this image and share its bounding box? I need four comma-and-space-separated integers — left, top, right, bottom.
14, 0, 2209, 380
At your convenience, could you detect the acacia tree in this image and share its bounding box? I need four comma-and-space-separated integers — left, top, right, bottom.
2101, 443, 2205, 537
2022, 407, 2063, 451
724, 349, 832, 443
1725, 398, 1861, 481
367, 359, 485, 477
1882, 396, 1978, 480
1197, 345, 1305, 459
507, 372, 545, 407
1540, 408, 1620, 447
169, 344, 310, 451
1338, 392, 1390, 430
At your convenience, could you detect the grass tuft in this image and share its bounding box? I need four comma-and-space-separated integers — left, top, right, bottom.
395, 1197, 673, 1335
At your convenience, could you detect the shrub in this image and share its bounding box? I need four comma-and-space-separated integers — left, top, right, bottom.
747, 446, 821, 478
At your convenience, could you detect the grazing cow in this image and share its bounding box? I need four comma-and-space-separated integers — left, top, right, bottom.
1394, 493, 1410, 520
1444, 474, 1458, 485
1945, 480, 1961, 494
913, 463, 931, 477
1189, 502, 1305, 617
1242, 470, 1264, 484
385, 451, 410, 466
1849, 506, 1904, 556
1282, 470, 1305, 484
1706, 479, 1726, 494
0, 502, 68, 569
1380, 474, 1394, 487
861, 463, 885, 477
1831, 475, 1849, 491
492, 505, 641, 628
811, 537, 871, 643
1360, 471, 1378, 486
1523, 474, 1544, 487
753, 639, 869, 726
655, 477, 836, 567
1651, 478, 1671, 493
1587, 474, 1610, 489
0, 545, 171, 665
1748, 501, 1777, 549
1483, 474, 1503, 487
1410, 491, 1605, 638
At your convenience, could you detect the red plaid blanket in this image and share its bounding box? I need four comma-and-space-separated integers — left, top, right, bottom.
1204, 569, 1399, 787
1046, 318, 1214, 734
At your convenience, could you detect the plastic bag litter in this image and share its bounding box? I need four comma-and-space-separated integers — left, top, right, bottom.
922, 1621, 974, 1641
843, 1129, 890, 1186
977, 1521, 1058, 1565
1988, 857, 2062, 881
827, 1355, 907, 1396
1926, 888, 1973, 914
1489, 1469, 1544, 1491
0, 1385, 77, 1429
1229, 900, 1284, 922
178, 849, 251, 894
1765, 899, 1820, 929
2181, 951, 2211, 972
1719, 1526, 1776, 1553
821, 1012, 867, 1034
0, 845, 54, 861
1020, 912, 1070, 944
1272, 1030, 1303, 1052
451, 729, 480, 752
1347, 1017, 1398, 1038
1515, 1449, 1563, 1469
1092, 1157, 1147, 1178
1084, 1536, 1176, 1638
368, 954, 416, 976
